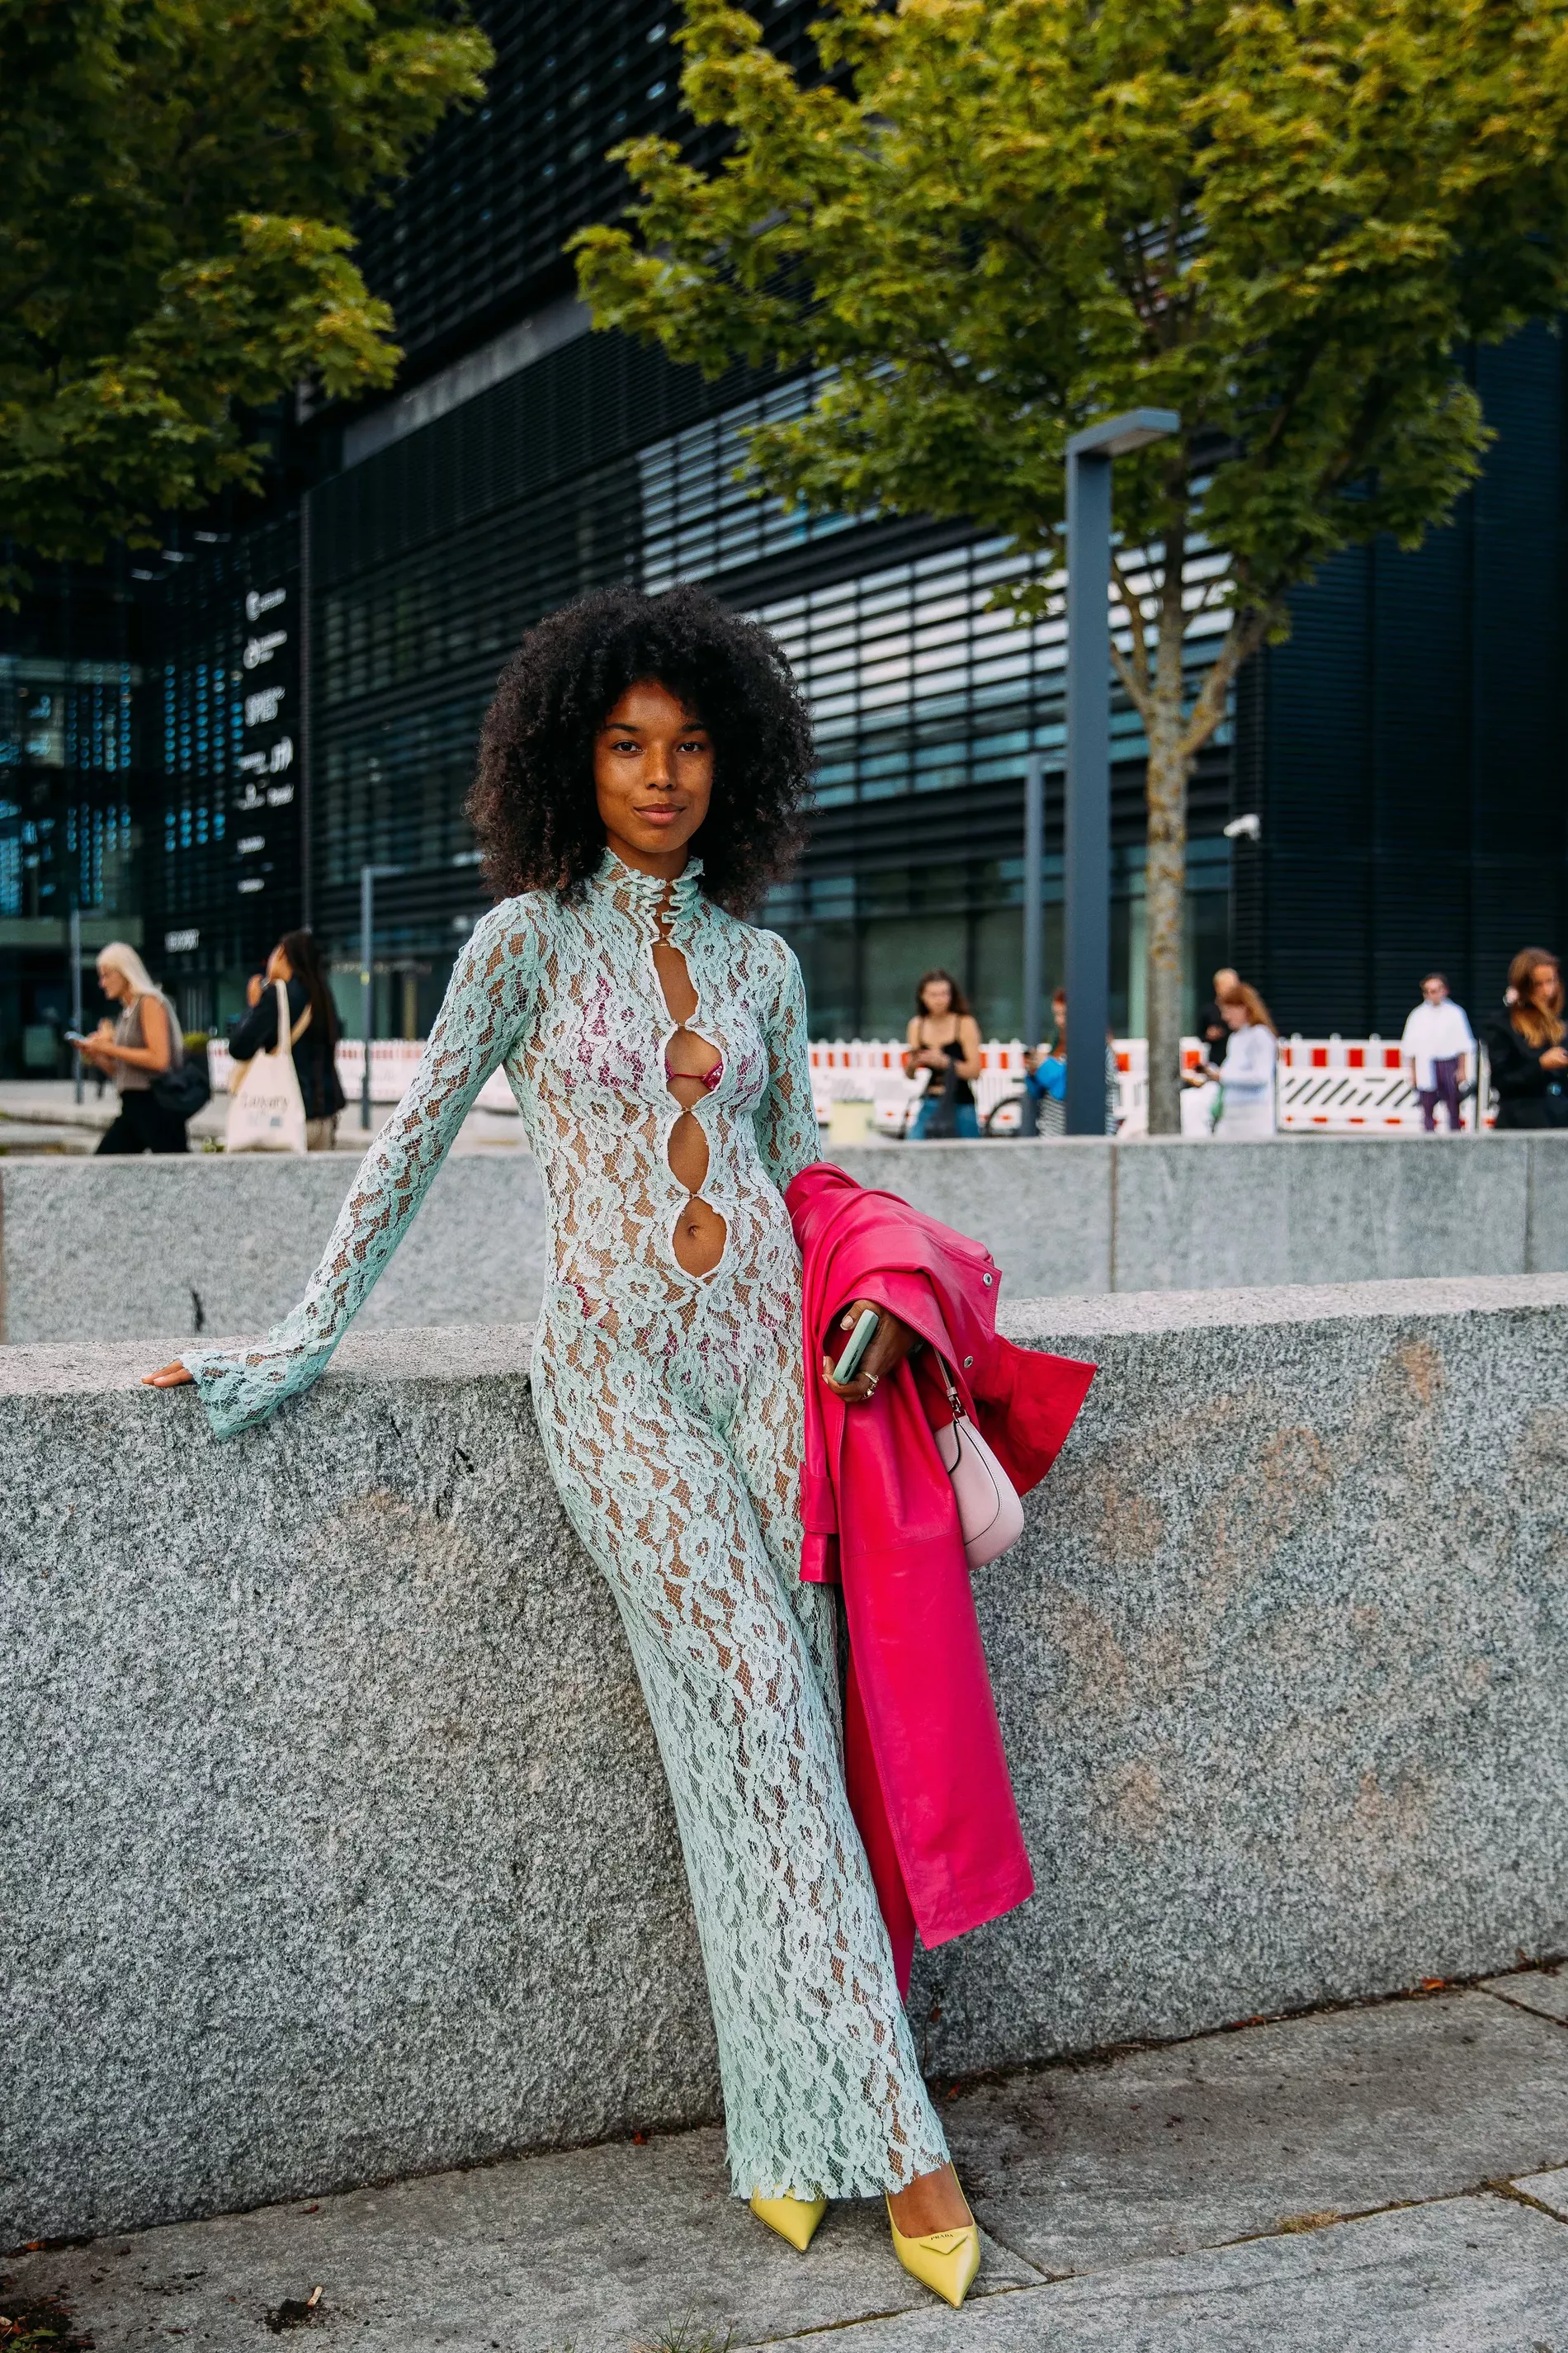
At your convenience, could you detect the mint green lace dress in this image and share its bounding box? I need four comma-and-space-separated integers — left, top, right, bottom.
182, 852, 950, 2202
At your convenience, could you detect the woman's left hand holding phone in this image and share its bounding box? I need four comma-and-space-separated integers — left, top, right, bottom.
75, 1019, 115, 1070
821, 1297, 919, 1406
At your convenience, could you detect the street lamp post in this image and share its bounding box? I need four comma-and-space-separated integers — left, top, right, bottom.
68, 903, 83, 1105
1062, 408, 1179, 1136
359, 862, 404, 1131
1017, 751, 1045, 1136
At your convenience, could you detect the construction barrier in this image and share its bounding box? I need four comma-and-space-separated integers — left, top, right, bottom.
206, 1033, 1490, 1137
808, 1037, 1490, 1136
206, 1037, 515, 1113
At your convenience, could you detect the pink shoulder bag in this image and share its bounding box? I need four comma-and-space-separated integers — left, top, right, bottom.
933, 1359, 1025, 1571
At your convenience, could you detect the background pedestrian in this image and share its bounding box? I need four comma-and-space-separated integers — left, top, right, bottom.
78, 943, 190, 1155
1400, 973, 1475, 1132
904, 971, 982, 1138
1023, 988, 1117, 1134
1181, 964, 1240, 1133
1204, 980, 1278, 1137
1484, 949, 1568, 1129
227, 929, 347, 1151
1193, 966, 1240, 1078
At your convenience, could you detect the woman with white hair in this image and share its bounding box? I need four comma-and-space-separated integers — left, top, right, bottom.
78, 942, 189, 1155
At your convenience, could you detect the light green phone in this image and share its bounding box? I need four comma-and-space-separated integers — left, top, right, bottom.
832, 1308, 881, 1383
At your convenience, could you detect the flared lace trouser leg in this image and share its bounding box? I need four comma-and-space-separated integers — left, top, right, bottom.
532, 1321, 950, 2202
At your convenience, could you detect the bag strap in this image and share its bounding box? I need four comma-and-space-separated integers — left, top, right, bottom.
271, 978, 309, 1053
936, 1355, 966, 1424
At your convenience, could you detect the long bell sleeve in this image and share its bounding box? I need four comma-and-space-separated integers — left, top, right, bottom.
752, 938, 820, 1194
1221, 1023, 1278, 1098
182, 899, 539, 1439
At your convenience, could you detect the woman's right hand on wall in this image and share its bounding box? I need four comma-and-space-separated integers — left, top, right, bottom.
143, 1363, 195, 1387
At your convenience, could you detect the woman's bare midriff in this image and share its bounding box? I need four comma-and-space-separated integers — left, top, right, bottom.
653, 929, 728, 1276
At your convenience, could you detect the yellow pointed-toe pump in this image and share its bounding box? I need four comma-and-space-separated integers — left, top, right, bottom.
886, 2198, 982, 2310
749, 2190, 828, 2251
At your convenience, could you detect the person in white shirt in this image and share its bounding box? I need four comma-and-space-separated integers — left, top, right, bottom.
1201, 980, 1278, 1137
1400, 974, 1475, 1132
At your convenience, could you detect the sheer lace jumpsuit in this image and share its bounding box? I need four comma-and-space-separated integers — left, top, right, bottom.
182, 851, 951, 2202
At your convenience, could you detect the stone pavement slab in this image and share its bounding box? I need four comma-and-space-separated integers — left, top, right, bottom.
1517, 2166, 1568, 2221
951, 1990, 1568, 2276
0, 1132, 94, 1155
796, 2196, 1568, 2353
7, 1994, 1568, 2351
1485, 1964, 1568, 2027
0, 2125, 1034, 2353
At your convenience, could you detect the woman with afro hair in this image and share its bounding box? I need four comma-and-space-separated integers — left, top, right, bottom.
146, 585, 981, 2308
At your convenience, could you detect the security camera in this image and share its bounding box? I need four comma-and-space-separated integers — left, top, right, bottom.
1223, 813, 1262, 842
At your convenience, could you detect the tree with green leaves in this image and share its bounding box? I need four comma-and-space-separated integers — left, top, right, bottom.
576, 0, 1568, 1125
2, 0, 489, 594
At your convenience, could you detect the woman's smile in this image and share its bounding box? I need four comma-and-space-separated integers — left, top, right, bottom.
594, 679, 715, 876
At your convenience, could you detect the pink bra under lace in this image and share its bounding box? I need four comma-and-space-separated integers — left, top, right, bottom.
667, 1056, 724, 1091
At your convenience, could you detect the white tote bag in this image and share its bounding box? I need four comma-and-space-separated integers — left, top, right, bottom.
225, 980, 309, 1155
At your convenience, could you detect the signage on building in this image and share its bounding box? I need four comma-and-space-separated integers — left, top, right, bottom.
233, 578, 295, 894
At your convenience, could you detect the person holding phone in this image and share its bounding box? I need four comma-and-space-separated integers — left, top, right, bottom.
228, 928, 347, 1151
1484, 948, 1568, 1128
903, 971, 982, 1139
78, 942, 189, 1155
144, 588, 981, 2309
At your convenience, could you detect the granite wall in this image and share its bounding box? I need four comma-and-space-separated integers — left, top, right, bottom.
5, 1277, 1566, 2243
6, 1135, 1568, 1342
0, 1151, 548, 1343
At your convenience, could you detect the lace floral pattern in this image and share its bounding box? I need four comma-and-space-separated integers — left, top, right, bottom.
183, 852, 948, 2201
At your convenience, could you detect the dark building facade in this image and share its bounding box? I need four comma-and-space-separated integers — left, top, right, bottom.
1235, 323, 1568, 1037
0, 560, 149, 1070
2, 0, 1564, 1074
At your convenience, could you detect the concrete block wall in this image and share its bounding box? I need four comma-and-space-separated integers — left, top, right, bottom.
831, 1132, 1568, 1297
5, 1136, 1568, 1344
5, 1277, 1566, 2242
0, 1151, 548, 1344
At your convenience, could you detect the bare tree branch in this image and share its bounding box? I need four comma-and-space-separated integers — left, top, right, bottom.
1176, 604, 1276, 759
1110, 554, 1154, 701
1110, 635, 1152, 721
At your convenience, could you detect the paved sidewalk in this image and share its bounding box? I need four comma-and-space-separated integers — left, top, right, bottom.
0, 1081, 525, 1155
6, 1967, 1568, 2351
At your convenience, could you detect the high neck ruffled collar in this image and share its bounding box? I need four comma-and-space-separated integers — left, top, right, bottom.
593, 848, 706, 919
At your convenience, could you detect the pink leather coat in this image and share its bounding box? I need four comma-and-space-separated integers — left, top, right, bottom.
785, 1161, 1095, 1990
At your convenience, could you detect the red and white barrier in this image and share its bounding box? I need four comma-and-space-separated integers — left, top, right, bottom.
807, 1037, 1490, 1136
206, 1037, 517, 1113
206, 1032, 1488, 1136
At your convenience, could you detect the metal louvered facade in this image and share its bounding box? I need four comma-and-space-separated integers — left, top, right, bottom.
1234, 323, 1568, 1038
352, 0, 820, 380
7, 0, 1565, 1073
300, 310, 1238, 1041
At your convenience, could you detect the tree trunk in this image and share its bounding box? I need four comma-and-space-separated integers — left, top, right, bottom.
1144, 712, 1192, 1137
1143, 543, 1193, 1140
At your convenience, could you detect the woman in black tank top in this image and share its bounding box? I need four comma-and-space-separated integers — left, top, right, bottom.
903, 969, 982, 1138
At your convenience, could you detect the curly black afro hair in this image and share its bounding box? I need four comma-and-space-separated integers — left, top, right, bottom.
467, 584, 814, 913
